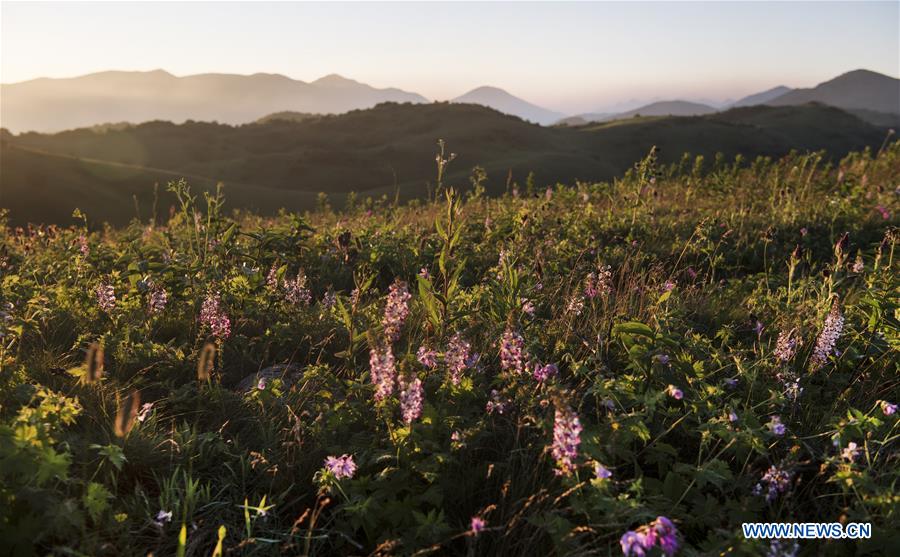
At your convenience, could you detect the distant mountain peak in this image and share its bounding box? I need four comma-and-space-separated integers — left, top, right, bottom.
312, 73, 359, 86
452, 86, 563, 125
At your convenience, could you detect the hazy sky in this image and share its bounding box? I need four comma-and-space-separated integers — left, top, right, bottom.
2, 1, 898, 113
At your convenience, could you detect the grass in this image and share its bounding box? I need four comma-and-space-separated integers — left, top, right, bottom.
0, 141, 897, 556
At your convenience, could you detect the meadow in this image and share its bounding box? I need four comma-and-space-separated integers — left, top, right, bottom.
0, 141, 898, 556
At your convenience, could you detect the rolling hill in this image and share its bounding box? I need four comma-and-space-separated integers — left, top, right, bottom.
0, 70, 428, 133
766, 69, 899, 114
451, 87, 564, 125
1, 102, 889, 226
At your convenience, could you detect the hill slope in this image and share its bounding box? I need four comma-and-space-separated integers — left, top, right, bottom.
2, 102, 887, 226
767, 69, 900, 114
452, 87, 564, 125
732, 85, 792, 107
610, 100, 718, 119
0, 70, 428, 133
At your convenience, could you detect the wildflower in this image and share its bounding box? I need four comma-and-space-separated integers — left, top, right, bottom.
754, 465, 793, 502
594, 463, 612, 480
445, 333, 472, 385
841, 441, 860, 462
620, 531, 648, 557
399, 373, 424, 423
584, 266, 613, 298
666, 385, 683, 400
321, 290, 336, 310
655, 353, 670, 365
851, 253, 864, 273
369, 344, 396, 401
754, 320, 764, 336
724, 377, 738, 389
522, 299, 536, 316
784, 379, 803, 401
470, 516, 486, 536
154, 510, 173, 527
881, 400, 897, 416
774, 330, 799, 363
728, 411, 739, 423
76, 234, 90, 257
499, 328, 528, 373
257, 378, 267, 390
652, 516, 679, 556
486, 390, 510, 415
418, 267, 430, 280
96, 282, 116, 313
662, 280, 676, 292
137, 402, 154, 423
766, 539, 800, 557
533, 362, 559, 382
686, 267, 698, 280
200, 292, 231, 339
382, 279, 411, 342
324, 454, 356, 479
768, 415, 786, 436
809, 302, 844, 371
148, 282, 168, 314
416, 346, 439, 369
265, 265, 280, 290
566, 294, 585, 316
284, 270, 312, 305
551, 403, 582, 475
874, 205, 890, 220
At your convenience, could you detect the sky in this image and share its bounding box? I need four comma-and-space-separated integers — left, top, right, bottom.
1, 1, 898, 113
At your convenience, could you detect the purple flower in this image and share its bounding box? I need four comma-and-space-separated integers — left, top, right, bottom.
418, 267, 430, 280
594, 463, 612, 480
851, 254, 864, 273
284, 270, 312, 305
841, 441, 860, 462
77, 234, 90, 257
470, 516, 486, 535
445, 333, 472, 385
321, 290, 336, 310
154, 509, 173, 527
881, 400, 897, 416
656, 354, 670, 365
533, 363, 559, 383
768, 415, 786, 436
774, 330, 799, 363
257, 378, 267, 390
416, 346, 438, 369
147, 281, 168, 314
551, 403, 582, 475
96, 282, 116, 313
754, 464, 793, 502
324, 454, 357, 479
728, 411, 739, 423
809, 302, 844, 371
369, 344, 396, 401
662, 280, 676, 292
666, 385, 683, 400
874, 205, 890, 220
266, 265, 280, 290
766, 539, 800, 557
620, 531, 648, 557
522, 299, 536, 316
584, 266, 613, 298
399, 373, 424, 423
566, 294, 585, 316
382, 279, 411, 342
486, 390, 510, 415
200, 292, 231, 339
499, 328, 528, 373
652, 516, 679, 557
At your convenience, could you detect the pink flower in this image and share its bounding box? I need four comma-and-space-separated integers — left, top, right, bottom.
399, 373, 424, 423
470, 516, 486, 535
880, 400, 897, 416
551, 403, 582, 475
96, 282, 116, 313
809, 302, 843, 371
369, 344, 396, 401
445, 333, 472, 385
666, 385, 683, 400
200, 292, 231, 339
382, 279, 411, 342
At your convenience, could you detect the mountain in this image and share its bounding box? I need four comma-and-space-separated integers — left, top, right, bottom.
733, 86, 792, 107
255, 111, 321, 124
2, 102, 887, 226
609, 100, 718, 120
452, 86, 564, 125
0, 70, 428, 133
766, 70, 899, 114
